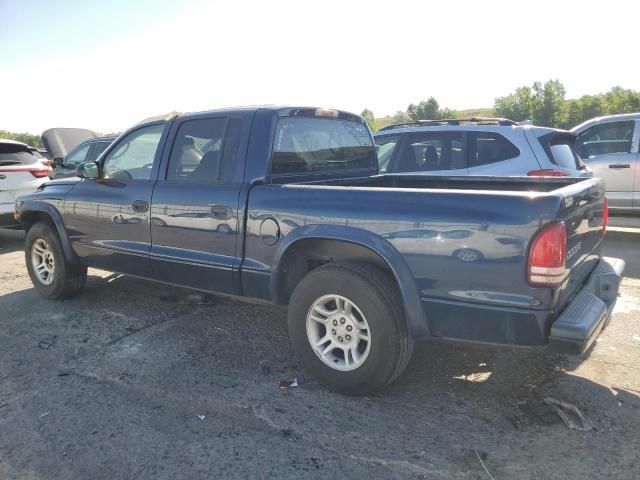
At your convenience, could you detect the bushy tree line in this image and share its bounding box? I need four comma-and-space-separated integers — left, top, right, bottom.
364, 83, 640, 131
0, 130, 43, 148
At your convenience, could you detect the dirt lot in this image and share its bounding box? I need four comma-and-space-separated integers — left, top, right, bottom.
1, 228, 639, 479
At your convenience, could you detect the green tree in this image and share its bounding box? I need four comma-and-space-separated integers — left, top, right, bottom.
494, 79, 566, 127
0, 130, 43, 148
407, 97, 457, 121
361, 109, 377, 131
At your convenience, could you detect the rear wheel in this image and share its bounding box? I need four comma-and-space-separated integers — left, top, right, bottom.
287, 262, 414, 395
25, 221, 87, 299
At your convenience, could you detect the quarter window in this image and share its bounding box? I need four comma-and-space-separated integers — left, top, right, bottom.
576, 121, 635, 158
103, 124, 164, 180
166, 117, 243, 183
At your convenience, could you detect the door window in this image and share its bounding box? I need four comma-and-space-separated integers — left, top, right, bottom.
468, 132, 520, 167
64, 143, 91, 168
576, 121, 635, 158
396, 132, 465, 172
88, 140, 111, 162
166, 117, 243, 183
374, 135, 400, 172
103, 124, 165, 180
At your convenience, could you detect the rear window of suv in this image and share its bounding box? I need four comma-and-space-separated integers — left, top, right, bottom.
271, 117, 376, 176
541, 134, 583, 170
0, 144, 37, 167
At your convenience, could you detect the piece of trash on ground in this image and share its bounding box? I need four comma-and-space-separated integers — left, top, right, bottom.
279, 377, 299, 389
544, 397, 592, 431
196, 415, 205, 420
39, 411, 50, 418
632, 335, 640, 342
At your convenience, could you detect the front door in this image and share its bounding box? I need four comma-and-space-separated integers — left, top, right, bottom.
64, 122, 167, 276
576, 119, 638, 211
149, 113, 249, 294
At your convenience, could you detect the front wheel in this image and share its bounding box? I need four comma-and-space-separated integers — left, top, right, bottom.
287, 262, 414, 395
25, 221, 87, 299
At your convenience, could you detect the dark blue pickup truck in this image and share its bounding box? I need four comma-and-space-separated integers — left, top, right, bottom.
15, 106, 624, 394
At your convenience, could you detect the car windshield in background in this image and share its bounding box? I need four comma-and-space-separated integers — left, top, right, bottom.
271, 117, 376, 176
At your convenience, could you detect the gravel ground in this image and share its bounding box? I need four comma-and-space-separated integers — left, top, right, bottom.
1, 228, 639, 479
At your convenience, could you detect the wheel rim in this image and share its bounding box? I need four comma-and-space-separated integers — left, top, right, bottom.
306, 294, 371, 372
31, 238, 55, 286
457, 249, 478, 261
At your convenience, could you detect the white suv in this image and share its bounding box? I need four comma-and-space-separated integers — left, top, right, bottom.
0, 139, 50, 229
374, 118, 591, 178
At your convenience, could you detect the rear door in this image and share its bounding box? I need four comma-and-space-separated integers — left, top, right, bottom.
466, 130, 530, 175
63, 122, 168, 276
575, 120, 638, 211
390, 131, 467, 175
149, 112, 250, 294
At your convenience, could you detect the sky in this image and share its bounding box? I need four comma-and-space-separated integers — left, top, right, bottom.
1, 0, 639, 134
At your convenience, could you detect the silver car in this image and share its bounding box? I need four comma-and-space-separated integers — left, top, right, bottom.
374, 118, 590, 178
572, 113, 640, 213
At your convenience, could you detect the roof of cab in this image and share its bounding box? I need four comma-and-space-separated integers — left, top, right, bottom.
135, 106, 363, 127
571, 112, 640, 132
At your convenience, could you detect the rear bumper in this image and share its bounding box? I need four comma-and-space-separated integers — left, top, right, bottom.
548, 257, 625, 354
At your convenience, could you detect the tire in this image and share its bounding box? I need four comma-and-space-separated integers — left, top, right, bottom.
453, 248, 483, 262
25, 221, 87, 300
287, 262, 414, 395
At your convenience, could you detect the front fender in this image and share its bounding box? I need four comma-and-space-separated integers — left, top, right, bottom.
17, 200, 78, 263
270, 224, 430, 338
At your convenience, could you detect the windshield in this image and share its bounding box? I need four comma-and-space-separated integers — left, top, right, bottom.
271, 117, 376, 176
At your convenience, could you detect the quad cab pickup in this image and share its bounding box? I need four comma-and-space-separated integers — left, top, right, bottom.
16, 107, 624, 394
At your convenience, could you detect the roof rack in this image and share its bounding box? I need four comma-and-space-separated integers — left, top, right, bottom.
378, 117, 518, 131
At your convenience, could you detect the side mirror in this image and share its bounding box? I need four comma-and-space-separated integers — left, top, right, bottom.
76, 161, 100, 179
53, 157, 64, 168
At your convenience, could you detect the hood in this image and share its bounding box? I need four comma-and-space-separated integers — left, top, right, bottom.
43, 176, 83, 187
41, 128, 98, 159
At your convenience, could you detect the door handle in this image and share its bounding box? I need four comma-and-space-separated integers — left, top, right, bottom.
131, 199, 149, 212
210, 204, 233, 220
609, 164, 630, 169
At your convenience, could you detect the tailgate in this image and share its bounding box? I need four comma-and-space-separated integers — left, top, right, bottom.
556, 178, 607, 311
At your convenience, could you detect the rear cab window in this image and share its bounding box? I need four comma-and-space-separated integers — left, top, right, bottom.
271, 115, 377, 178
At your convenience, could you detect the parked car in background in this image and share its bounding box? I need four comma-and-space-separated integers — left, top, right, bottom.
41, 128, 100, 178
27, 146, 54, 178
374, 118, 591, 178
572, 113, 640, 214
15, 106, 622, 395
52, 135, 117, 178
0, 139, 50, 228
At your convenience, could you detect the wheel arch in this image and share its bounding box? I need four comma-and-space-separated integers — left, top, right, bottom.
270, 225, 429, 338
19, 201, 78, 262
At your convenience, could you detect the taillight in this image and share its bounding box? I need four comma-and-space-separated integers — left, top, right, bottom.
527, 222, 567, 287
527, 169, 571, 177
29, 169, 50, 178
602, 197, 608, 237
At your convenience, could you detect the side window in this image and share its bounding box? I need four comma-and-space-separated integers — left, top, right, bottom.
396, 133, 465, 172
64, 143, 91, 167
166, 117, 242, 183
103, 124, 164, 180
374, 135, 400, 172
576, 121, 634, 158
88, 141, 111, 162
468, 132, 520, 167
